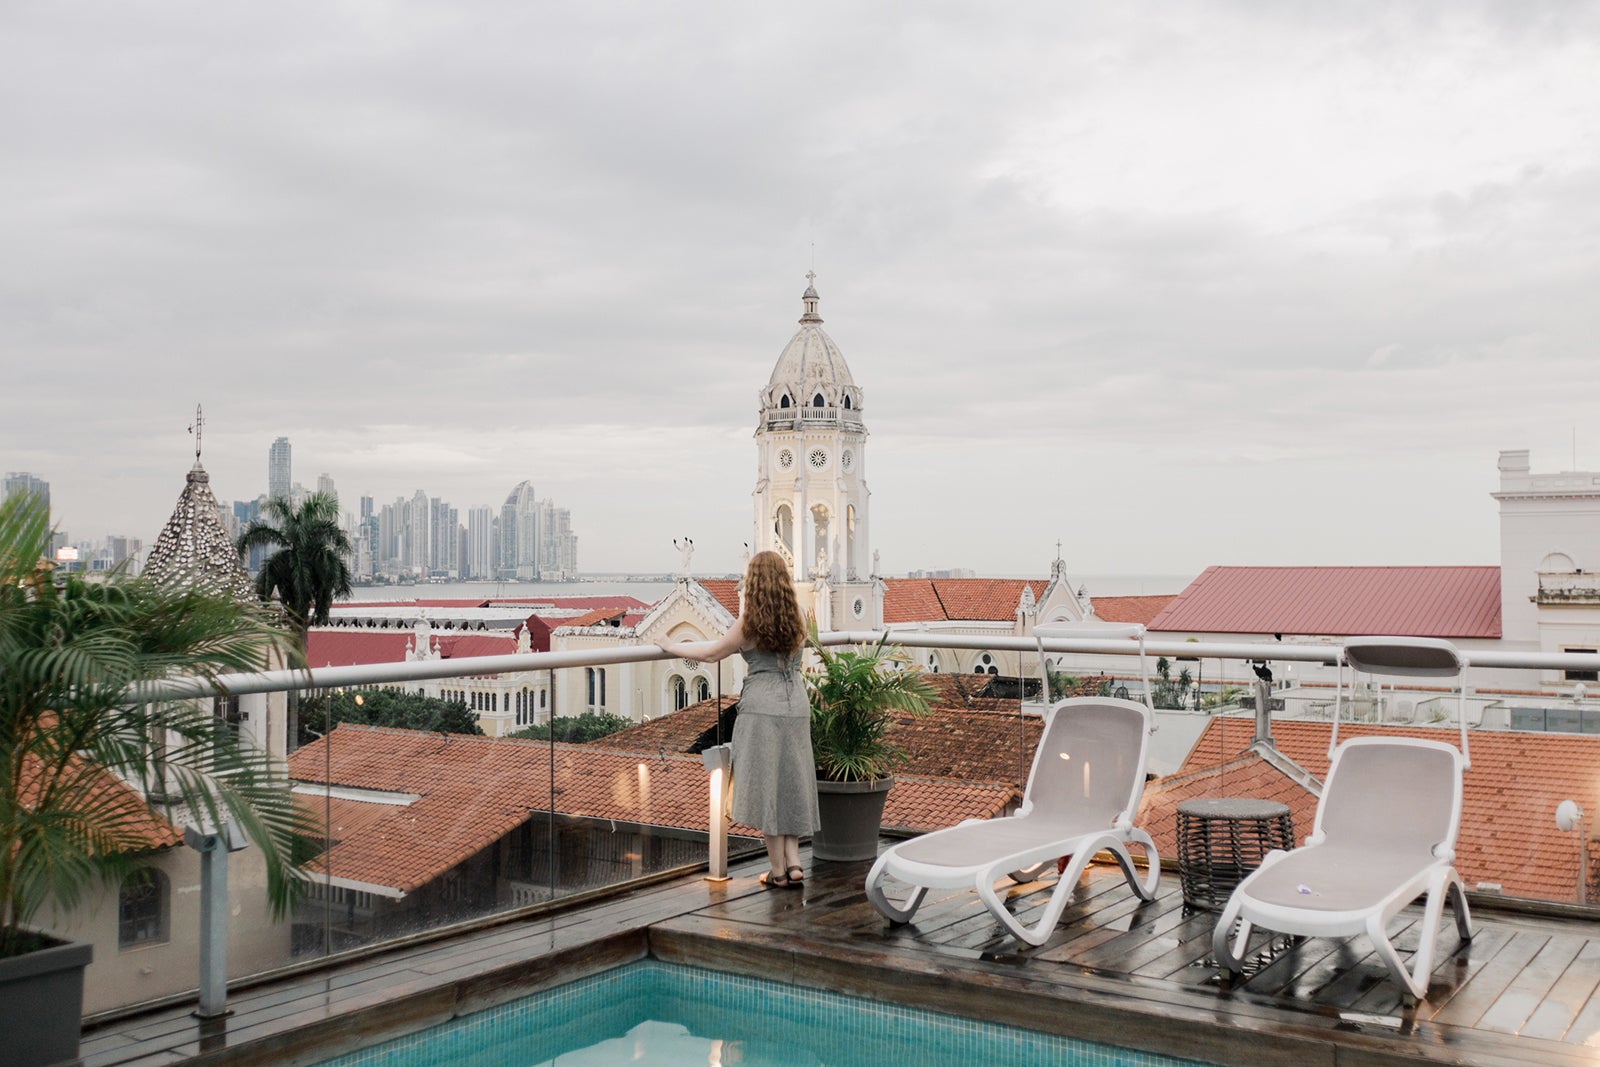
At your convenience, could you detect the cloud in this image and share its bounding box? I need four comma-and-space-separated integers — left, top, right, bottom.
3, 3, 1598, 576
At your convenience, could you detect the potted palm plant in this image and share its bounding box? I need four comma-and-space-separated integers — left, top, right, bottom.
0, 494, 307, 1067
806, 624, 935, 861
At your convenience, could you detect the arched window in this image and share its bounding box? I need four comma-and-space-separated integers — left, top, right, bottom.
812, 392, 826, 408
779, 394, 791, 409
672, 675, 688, 711
587, 668, 606, 709
540, 689, 547, 708
926, 651, 941, 673
843, 395, 852, 409
774, 504, 794, 555
973, 652, 999, 676
119, 868, 169, 948
695, 677, 711, 702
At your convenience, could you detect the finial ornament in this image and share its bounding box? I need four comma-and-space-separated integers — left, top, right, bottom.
806, 269, 816, 287
189, 403, 205, 461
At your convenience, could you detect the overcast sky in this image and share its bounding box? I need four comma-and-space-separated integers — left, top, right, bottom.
4, 3, 1597, 581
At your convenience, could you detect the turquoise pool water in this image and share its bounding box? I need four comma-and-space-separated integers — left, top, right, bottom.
316, 961, 1218, 1067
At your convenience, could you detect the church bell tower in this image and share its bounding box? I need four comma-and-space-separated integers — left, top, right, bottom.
752, 275, 874, 628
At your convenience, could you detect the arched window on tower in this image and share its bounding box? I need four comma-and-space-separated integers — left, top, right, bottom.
695, 677, 711, 702
843, 395, 852, 409
774, 504, 794, 556
671, 675, 688, 711
779, 394, 791, 409
812, 393, 826, 408
846, 505, 857, 577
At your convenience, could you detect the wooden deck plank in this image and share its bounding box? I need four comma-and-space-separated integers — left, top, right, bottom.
1520, 939, 1600, 1042
1474, 934, 1586, 1035
1427, 930, 1551, 1028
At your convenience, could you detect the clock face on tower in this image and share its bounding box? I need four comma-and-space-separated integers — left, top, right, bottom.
808, 447, 829, 470
842, 449, 854, 472
777, 448, 794, 470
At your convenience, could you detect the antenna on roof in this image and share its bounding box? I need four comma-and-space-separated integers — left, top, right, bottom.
188, 403, 204, 462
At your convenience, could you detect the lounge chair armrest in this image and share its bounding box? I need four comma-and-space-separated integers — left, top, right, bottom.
1304, 831, 1326, 847
1432, 844, 1456, 863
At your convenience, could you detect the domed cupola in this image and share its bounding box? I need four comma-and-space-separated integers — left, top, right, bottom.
752, 275, 873, 601
760, 274, 863, 424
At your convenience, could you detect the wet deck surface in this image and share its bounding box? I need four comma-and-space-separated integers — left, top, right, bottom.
81, 850, 1600, 1067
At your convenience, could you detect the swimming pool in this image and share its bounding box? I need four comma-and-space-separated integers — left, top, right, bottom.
315, 960, 1220, 1066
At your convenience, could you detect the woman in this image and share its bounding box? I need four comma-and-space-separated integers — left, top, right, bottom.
656, 550, 818, 889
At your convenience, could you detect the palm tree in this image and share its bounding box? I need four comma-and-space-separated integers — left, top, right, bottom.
0, 492, 307, 959
235, 493, 353, 655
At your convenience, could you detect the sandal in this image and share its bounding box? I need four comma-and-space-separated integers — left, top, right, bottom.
758, 869, 793, 889
786, 866, 804, 885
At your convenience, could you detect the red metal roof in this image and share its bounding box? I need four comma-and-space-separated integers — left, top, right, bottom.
1147, 566, 1502, 638
306, 630, 516, 668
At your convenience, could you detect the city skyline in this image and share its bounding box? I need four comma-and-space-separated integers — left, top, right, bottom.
5, 5, 1598, 575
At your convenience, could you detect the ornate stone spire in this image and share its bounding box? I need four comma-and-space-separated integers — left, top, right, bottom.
144, 408, 256, 602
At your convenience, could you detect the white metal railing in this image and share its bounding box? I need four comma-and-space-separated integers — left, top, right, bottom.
152, 630, 1600, 701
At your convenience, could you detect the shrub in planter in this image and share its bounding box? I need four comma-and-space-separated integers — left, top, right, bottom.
806, 623, 935, 860
0, 494, 309, 1062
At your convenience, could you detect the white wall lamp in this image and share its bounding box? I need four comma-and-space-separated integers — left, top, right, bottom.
1556, 799, 1588, 904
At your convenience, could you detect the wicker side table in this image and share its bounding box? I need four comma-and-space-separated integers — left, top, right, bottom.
1176, 798, 1294, 911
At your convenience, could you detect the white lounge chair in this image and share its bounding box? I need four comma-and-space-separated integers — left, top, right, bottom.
1211, 637, 1475, 1003
865, 694, 1161, 946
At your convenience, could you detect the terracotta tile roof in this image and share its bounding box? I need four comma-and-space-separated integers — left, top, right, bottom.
594, 696, 737, 754
884, 776, 1018, 832
1090, 595, 1177, 626
600, 671, 1118, 791
1137, 751, 1320, 869
883, 578, 1063, 623
1148, 566, 1502, 638
20, 752, 181, 853
698, 580, 742, 617
1156, 717, 1600, 902
882, 579, 947, 623
289, 725, 749, 894
562, 607, 628, 628
933, 579, 1049, 621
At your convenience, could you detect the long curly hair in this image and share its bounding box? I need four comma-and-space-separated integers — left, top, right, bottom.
742, 550, 806, 655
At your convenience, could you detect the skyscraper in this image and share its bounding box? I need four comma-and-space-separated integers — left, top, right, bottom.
268, 438, 292, 501
3, 472, 49, 513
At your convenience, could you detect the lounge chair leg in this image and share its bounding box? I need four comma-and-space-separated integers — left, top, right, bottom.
1368, 912, 1428, 1002
1119, 829, 1161, 900
1447, 874, 1473, 941
864, 854, 928, 925
1212, 900, 1251, 978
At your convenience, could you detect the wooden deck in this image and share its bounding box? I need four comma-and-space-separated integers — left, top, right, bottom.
80, 850, 1600, 1067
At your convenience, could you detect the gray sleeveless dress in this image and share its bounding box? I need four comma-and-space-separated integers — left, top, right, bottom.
731, 648, 820, 836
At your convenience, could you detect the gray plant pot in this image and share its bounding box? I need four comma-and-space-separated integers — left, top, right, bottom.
0, 933, 92, 1067
813, 775, 894, 861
